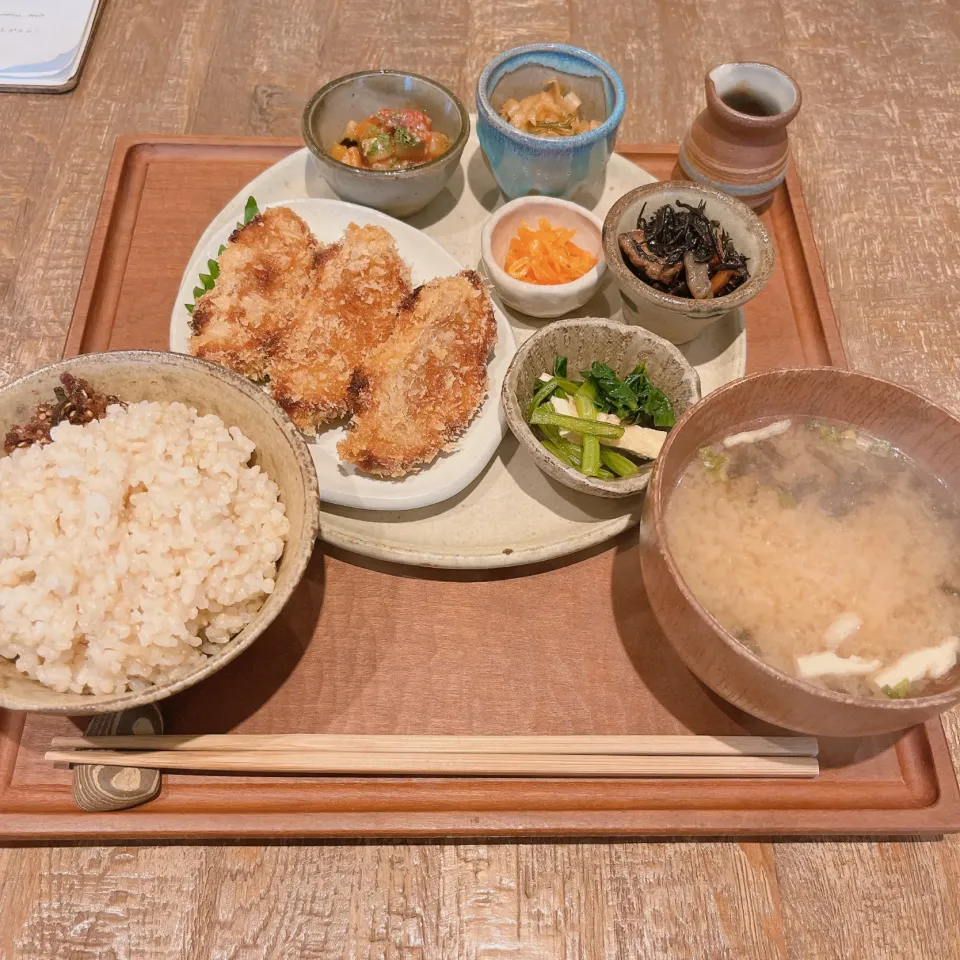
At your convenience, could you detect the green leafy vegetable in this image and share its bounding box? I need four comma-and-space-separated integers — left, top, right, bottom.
242, 195, 259, 226
528, 377, 562, 419
538, 423, 563, 445
186, 197, 260, 316
535, 428, 614, 478
575, 381, 602, 478
556, 377, 583, 396
553, 355, 568, 378
362, 133, 393, 159
881, 679, 912, 699
529, 407, 625, 439
575, 361, 676, 429
394, 125, 422, 148
625, 362, 676, 428
698, 446, 728, 479
600, 448, 640, 478
580, 361, 640, 420
551, 435, 615, 478
541, 438, 577, 469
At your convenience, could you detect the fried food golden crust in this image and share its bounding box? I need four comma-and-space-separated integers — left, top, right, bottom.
268, 223, 411, 432
188, 207, 320, 380
336, 270, 497, 478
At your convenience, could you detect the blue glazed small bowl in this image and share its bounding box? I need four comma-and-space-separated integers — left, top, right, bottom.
476, 44, 626, 200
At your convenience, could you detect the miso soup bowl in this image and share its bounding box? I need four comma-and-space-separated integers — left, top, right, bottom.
640, 366, 960, 737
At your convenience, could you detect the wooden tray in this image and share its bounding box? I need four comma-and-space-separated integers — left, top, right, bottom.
0, 135, 956, 840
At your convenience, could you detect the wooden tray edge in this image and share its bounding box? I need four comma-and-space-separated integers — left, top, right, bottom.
2, 804, 959, 842
20, 133, 956, 841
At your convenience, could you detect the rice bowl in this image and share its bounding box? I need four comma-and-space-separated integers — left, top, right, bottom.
0, 351, 320, 715
1, 400, 290, 695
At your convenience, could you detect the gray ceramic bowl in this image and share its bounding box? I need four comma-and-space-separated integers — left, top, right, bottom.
0, 351, 321, 715
302, 71, 470, 219
602, 181, 774, 345
501, 318, 701, 498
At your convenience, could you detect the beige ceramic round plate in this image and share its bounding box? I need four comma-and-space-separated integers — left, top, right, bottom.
184, 127, 746, 568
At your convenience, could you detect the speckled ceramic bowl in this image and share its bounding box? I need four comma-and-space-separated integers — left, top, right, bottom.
0, 351, 321, 715
476, 44, 626, 200
302, 71, 470, 219
480, 196, 606, 318
602, 181, 774, 345
501, 318, 701, 498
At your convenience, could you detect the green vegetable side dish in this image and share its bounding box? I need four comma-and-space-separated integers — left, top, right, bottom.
185, 196, 260, 315
525, 354, 676, 482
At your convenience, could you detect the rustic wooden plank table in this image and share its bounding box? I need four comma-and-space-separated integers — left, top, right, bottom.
2, 0, 960, 956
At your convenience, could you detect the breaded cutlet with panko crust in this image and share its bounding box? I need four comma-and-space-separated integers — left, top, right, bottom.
337, 270, 497, 478
188, 206, 320, 380
268, 223, 411, 432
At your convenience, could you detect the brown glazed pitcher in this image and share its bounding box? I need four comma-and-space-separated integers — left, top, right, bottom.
677, 62, 801, 213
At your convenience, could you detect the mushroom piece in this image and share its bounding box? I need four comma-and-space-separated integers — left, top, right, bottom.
618, 230, 683, 285
683, 250, 713, 299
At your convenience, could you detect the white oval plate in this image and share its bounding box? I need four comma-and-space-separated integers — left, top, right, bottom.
170, 128, 746, 568
171, 197, 516, 511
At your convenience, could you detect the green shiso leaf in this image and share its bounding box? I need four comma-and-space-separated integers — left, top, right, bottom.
186, 198, 259, 315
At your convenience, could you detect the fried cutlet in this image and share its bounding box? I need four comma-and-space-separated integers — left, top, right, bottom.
336, 270, 497, 478
268, 223, 411, 432
188, 206, 320, 380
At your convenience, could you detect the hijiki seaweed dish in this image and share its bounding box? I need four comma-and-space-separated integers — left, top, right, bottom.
618, 200, 749, 299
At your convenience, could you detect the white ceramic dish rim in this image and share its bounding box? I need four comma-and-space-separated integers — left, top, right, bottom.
168, 134, 746, 568
480, 196, 606, 304
170, 196, 516, 512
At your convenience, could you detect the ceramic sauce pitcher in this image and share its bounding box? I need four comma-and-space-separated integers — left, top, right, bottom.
677, 62, 801, 213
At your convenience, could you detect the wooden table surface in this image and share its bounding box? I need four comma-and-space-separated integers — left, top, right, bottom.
2, 0, 960, 956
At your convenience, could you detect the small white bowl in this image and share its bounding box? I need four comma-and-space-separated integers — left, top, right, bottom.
480, 197, 606, 319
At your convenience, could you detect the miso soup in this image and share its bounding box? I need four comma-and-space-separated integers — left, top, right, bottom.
666, 417, 960, 700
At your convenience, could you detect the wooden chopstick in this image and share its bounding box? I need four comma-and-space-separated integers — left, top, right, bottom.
49, 734, 819, 758
45, 748, 819, 778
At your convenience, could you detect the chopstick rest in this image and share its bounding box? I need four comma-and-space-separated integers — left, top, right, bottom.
70, 703, 163, 812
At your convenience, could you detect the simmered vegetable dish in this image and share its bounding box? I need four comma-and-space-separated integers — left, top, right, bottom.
330, 109, 452, 170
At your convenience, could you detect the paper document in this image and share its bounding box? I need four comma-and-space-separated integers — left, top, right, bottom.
0, 0, 103, 88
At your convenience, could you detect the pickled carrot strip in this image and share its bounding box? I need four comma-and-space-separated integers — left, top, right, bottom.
503, 218, 598, 285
